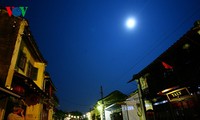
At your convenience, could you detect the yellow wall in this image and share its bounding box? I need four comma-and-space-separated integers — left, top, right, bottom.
34, 62, 46, 89
5, 20, 47, 120
48, 108, 54, 120
2, 16, 54, 120
25, 104, 42, 120
15, 40, 46, 89
17, 36, 46, 120
5, 20, 28, 87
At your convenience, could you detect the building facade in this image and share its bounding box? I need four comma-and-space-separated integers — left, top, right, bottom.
0, 9, 57, 120
121, 90, 141, 120
88, 90, 127, 120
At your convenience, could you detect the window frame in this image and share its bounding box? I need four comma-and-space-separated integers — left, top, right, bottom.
17, 50, 27, 71
27, 62, 38, 80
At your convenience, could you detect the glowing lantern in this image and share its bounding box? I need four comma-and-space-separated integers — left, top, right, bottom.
13, 85, 25, 96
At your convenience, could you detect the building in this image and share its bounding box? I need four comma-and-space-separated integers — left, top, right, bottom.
43, 72, 58, 120
128, 20, 200, 120
89, 90, 127, 120
121, 90, 141, 120
0, 9, 57, 120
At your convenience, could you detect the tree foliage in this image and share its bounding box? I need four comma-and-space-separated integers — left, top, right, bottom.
53, 109, 66, 120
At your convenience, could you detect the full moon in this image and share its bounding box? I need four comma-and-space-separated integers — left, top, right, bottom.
126, 17, 136, 29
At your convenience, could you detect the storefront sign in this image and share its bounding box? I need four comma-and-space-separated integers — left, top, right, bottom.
166, 87, 190, 102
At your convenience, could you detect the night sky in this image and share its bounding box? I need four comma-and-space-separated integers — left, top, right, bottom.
1, 0, 200, 113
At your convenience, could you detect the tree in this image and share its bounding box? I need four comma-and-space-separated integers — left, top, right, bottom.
53, 109, 66, 120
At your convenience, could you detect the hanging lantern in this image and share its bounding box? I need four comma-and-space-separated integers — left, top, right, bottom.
13, 85, 25, 96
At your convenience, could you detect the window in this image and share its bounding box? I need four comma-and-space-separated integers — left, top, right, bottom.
27, 62, 38, 80
17, 50, 27, 71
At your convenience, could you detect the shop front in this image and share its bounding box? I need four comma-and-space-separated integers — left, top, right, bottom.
153, 86, 200, 120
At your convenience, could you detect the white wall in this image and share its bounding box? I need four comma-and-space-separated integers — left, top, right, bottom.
105, 110, 111, 120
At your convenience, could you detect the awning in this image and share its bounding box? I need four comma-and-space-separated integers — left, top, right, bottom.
105, 102, 123, 111
0, 86, 21, 99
